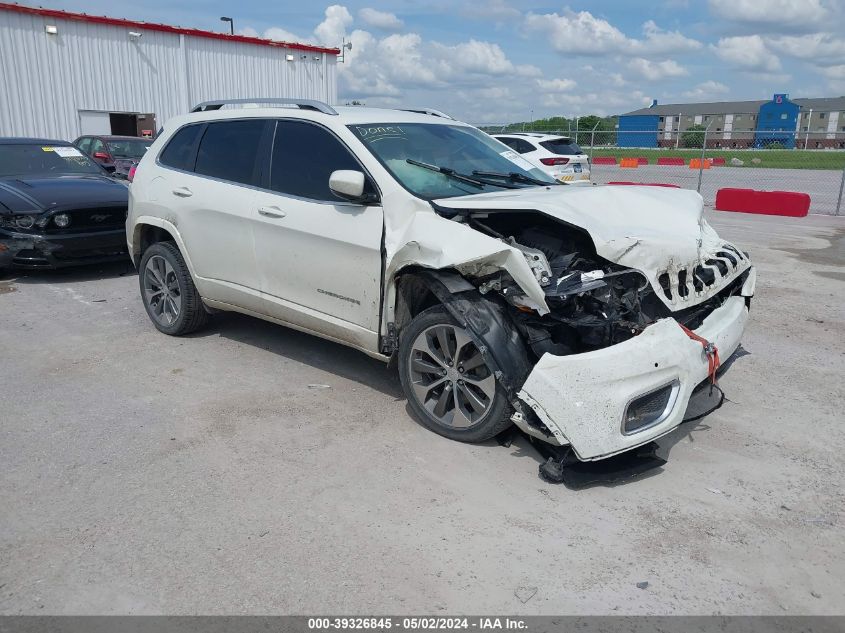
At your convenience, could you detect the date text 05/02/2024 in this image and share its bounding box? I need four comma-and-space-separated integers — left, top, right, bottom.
307, 617, 528, 630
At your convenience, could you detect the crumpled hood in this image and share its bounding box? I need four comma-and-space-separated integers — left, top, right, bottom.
0, 175, 127, 215
435, 185, 752, 310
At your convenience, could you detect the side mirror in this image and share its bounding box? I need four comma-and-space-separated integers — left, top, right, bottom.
329, 170, 376, 203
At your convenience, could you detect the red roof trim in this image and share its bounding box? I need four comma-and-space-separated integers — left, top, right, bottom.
0, 2, 340, 55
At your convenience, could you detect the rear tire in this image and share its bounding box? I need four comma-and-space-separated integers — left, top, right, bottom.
138, 241, 208, 336
398, 304, 513, 443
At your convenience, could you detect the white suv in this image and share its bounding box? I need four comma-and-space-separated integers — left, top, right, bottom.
493, 133, 591, 183
127, 98, 755, 473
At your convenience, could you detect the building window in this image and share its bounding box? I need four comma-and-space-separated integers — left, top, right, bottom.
780, 113, 788, 119
674, 116, 680, 123
820, 112, 826, 119
659, 116, 664, 122
716, 127, 722, 132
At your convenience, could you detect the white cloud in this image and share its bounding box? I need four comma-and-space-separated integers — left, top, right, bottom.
462, 0, 521, 21
709, 0, 829, 30
767, 33, 845, 66
358, 8, 403, 30
636, 20, 703, 55
819, 64, 845, 79
712, 35, 782, 72
263, 26, 310, 44
682, 80, 730, 99
626, 58, 689, 80
537, 78, 577, 92
430, 40, 541, 78
523, 9, 700, 56
314, 5, 353, 46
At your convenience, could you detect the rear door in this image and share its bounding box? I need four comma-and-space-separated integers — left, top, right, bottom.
155, 119, 269, 311
251, 119, 384, 349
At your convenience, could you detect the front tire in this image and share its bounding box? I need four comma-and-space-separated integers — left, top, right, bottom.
398, 304, 513, 443
138, 241, 208, 336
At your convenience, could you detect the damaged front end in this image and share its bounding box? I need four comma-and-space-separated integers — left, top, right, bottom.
404, 191, 755, 467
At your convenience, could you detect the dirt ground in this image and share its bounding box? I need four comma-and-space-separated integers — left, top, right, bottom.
0, 211, 843, 615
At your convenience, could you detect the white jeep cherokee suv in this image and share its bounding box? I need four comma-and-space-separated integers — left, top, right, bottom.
127, 98, 755, 467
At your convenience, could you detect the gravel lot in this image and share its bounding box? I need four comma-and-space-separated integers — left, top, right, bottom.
591, 165, 845, 215
1, 211, 843, 615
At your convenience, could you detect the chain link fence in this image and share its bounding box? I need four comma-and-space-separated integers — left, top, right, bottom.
482, 125, 845, 215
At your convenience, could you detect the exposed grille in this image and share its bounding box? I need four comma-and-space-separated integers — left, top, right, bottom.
43, 206, 127, 234
657, 243, 747, 302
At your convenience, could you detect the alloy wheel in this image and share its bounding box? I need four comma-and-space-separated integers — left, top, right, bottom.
408, 324, 496, 429
143, 255, 182, 326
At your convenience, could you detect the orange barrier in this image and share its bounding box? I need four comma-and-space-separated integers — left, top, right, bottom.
620, 157, 639, 168
689, 158, 712, 169
715, 188, 810, 217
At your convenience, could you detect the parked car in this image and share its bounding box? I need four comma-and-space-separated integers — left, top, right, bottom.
74, 135, 152, 179
493, 133, 591, 183
127, 100, 755, 472
0, 138, 129, 270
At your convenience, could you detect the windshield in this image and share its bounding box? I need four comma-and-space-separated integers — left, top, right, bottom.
540, 138, 583, 155
107, 139, 152, 159
0, 144, 105, 177
348, 123, 556, 199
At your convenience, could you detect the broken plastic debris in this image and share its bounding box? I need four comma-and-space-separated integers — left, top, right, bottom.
636, 581, 649, 590
580, 269, 605, 282
514, 586, 538, 603
307, 384, 332, 389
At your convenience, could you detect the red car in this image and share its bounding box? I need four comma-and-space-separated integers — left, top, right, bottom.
73, 135, 153, 179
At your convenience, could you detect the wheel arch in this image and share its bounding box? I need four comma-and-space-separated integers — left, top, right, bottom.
130, 217, 197, 280
393, 268, 532, 397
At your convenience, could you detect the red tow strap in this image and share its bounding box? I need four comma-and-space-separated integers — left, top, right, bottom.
679, 324, 721, 385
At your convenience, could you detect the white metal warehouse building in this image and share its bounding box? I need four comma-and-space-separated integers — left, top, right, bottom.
0, 2, 339, 140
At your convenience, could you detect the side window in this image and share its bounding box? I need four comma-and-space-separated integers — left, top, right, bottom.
516, 139, 536, 154
77, 138, 92, 153
158, 124, 204, 172
270, 120, 370, 201
90, 139, 106, 155
195, 120, 266, 185
497, 137, 519, 150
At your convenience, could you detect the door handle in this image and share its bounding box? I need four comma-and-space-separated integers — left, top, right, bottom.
172, 187, 193, 198
258, 206, 286, 219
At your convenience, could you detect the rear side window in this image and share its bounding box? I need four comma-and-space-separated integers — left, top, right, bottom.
76, 138, 92, 153
269, 120, 368, 201
195, 120, 265, 185
498, 137, 535, 154
159, 124, 203, 171
540, 139, 583, 155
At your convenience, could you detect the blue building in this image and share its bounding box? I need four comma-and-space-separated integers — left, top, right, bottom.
617, 94, 845, 149
754, 94, 800, 148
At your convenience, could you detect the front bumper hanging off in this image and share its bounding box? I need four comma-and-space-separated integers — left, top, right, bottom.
517, 270, 754, 462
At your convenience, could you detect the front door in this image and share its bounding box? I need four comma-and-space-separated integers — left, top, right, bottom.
251, 119, 384, 350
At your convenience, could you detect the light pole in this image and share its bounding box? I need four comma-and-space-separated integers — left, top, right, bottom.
220, 16, 234, 35
804, 108, 812, 149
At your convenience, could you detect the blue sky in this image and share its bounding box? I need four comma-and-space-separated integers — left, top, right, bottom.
37, 0, 845, 123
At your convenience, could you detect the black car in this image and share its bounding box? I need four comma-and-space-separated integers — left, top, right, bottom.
73, 135, 152, 179
0, 138, 129, 270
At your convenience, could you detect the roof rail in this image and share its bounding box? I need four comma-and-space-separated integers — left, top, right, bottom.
400, 108, 455, 120
191, 98, 338, 115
